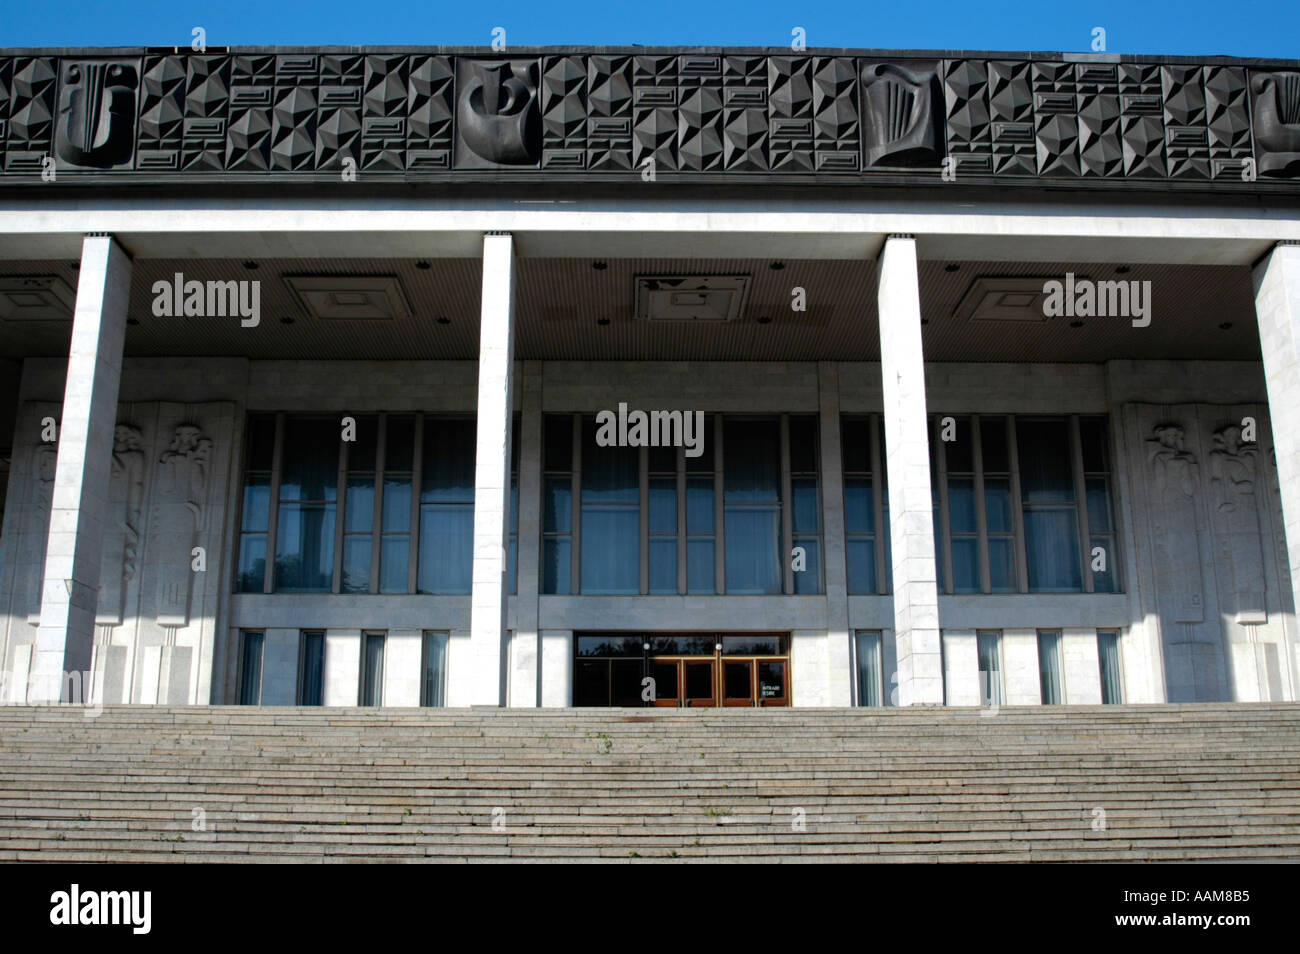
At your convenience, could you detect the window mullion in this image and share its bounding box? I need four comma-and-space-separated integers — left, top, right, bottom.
972, 414, 990, 594
676, 445, 687, 595
639, 445, 649, 595
409, 412, 424, 595
780, 414, 794, 595
570, 413, 581, 595
1007, 415, 1030, 593
264, 412, 285, 594
1070, 414, 1094, 594
714, 414, 725, 595
333, 422, 348, 594
934, 416, 954, 596
370, 413, 386, 594
870, 413, 887, 596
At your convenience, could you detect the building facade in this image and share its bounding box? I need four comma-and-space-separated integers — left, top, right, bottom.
1, 46, 1300, 708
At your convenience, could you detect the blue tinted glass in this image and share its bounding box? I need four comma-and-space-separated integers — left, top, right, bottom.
989, 537, 1015, 593
793, 538, 821, 594
687, 539, 714, 593
382, 476, 411, 532
649, 477, 677, 534
847, 538, 876, 594
649, 538, 677, 593
1025, 510, 1081, 591
341, 537, 371, 593
951, 537, 980, 593
344, 475, 374, 533
686, 478, 714, 532
984, 479, 1012, 532
380, 536, 408, 593
279, 418, 339, 501
792, 477, 819, 533
844, 477, 874, 533
421, 418, 476, 502
543, 538, 571, 595
275, 502, 335, 591
580, 507, 639, 593
237, 535, 266, 592
241, 475, 270, 531
723, 419, 780, 502
418, 503, 474, 593
725, 506, 781, 594
948, 476, 976, 533
544, 477, 571, 533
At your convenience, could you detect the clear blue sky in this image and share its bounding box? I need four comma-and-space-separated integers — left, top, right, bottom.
1, 0, 1296, 59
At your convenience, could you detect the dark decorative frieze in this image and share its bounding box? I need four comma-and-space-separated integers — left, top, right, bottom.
0, 47, 1295, 188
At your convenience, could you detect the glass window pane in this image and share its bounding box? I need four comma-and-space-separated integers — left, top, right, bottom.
723, 419, 780, 501
649, 537, 677, 594
380, 536, 409, 593
988, 537, 1015, 593
1079, 417, 1109, 472
788, 416, 818, 473
341, 536, 371, 593
299, 633, 324, 706
1091, 535, 1117, 593
279, 418, 339, 501
580, 507, 639, 593
792, 477, 819, 533
649, 477, 677, 534
757, 661, 786, 701
932, 505, 945, 593
1086, 477, 1113, 531
344, 474, 374, 533
544, 415, 573, 472
724, 661, 753, 702
576, 660, 610, 706
418, 503, 474, 593
612, 659, 644, 706
421, 632, 448, 707
686, 415, 713, 473
687, 539, 714, 594
847, 538, 876, 595
686, 478, 714, 532
722, 635, 782, 655
793, 537, 821, 594
840, 418, 871, 474
844, 476, 874, 534
951, 537, 980, 593
855, 632, 882, 706
385, 415, 415, 472
544, 476, 571, 533
984, 478, 1012, 532
239, 633, 263, 705
725, 506, 781, 594
583, 419, 639, 502
977, 633, 1002, 707
1017, 419, 1074, 503
943, 417, 973, 472
948, 476, 976, 533
236, 535, 267, 592
348, 414, 378, 471
1038, 631, 1062, 704
241, 475, 271, 531
980, 416, 1009, 473
275, 502, 335, 592
1025, 509, 1081, 591
382, 476, 411, 532
648, 443, 676, 474
361, 634, 384, 706
421, 418, 476, 502
1098, 632, 1123, 704
245, 415, 277, 471
543, 538, 571, 594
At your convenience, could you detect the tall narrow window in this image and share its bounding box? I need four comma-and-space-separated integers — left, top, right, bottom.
380, 415, 415, 593
1038, 630, 1063, 704
1018, 418, 1082, 592
274, 418, 338, 592
854, 631, 883, 706
580, 416, 640, 593
842, 418, 877, 595
361, 632, 385, 706
341, 416, 378, 593
542, 415, 574, 595
977, 631, 1002, 707
930, 435, 946, 593
509, 421, 520, 595
943, 416, 980, 593
239, 631, 264, 705
789, 416, 823, 594
724, 418, 782, 594
1080, 417, 1119, 593
981, 416, 1017, 593
418, 417, 475, 594
648, 444, 678, 593
686, 415, 716, 594
237, 415, 276, 592
299, 631, 324, 706
1098, 630, 1123, 704
421, 631, 449, 707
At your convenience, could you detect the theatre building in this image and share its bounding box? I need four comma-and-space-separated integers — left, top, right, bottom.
2, 44, 1300, 711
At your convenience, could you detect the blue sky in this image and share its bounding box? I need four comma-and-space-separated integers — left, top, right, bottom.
1, 0, 1296, 59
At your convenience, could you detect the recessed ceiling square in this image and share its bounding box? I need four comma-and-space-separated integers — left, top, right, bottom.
283, 275, 413, 321
635, 275, 751, 322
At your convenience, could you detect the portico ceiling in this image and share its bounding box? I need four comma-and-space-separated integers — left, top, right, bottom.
0, 255, 1261, 364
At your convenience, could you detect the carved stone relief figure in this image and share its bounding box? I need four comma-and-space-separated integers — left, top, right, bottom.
153, 423, 213, 627
97, 424, 145, 623
1146, 423, 1205, 625
1207, 422, 1266, 623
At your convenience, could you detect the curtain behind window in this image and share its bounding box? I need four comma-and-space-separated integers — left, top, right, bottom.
855, 632, 882, 706
724, 419, 782, 594
977, 632, 1002, 706
1038, 631, 1063, 704
299, 632, 324, 706
581, 419, 639, 593
422, 632, 449, 707
239, 633, 264, 705
362, 634, 385, 706
1098, 631, 1123, 703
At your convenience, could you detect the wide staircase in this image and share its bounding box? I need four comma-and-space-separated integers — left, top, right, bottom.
1, 703, 1298, 862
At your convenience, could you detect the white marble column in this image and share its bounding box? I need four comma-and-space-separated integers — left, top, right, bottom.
510, 362, 543, 707
1254, 242, 1300, 603
468, 232, 517, 706
877, 235, 943, 705
817, 363, 853, 705
31, 235, 131, 704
